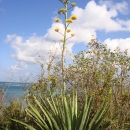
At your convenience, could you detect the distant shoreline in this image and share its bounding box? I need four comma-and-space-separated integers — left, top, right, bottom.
0, 81, 31, 84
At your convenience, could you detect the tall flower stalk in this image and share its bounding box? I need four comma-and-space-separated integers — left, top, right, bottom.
54, 0, 77, 89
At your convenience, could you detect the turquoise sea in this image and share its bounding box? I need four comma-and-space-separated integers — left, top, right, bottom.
0, 82, 31, 103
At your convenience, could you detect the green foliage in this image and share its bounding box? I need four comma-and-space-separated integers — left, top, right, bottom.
0, 98, 26, 130
1, 23, 130, 130
11, 90, 111, 130
65, 38, 130, 129
0, 0, 130, 130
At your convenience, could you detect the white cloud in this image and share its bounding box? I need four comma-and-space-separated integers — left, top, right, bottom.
99, 0, 129, 15
11, 61, 28, 71
71, 0, 130, 32
117, 19, 130, 31
6, 33, 74, 64
6, 0, 130, 72
115, 1, 129, 14
104, 38, 130, 53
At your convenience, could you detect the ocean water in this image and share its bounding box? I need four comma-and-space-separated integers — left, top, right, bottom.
0, 82, 31, 102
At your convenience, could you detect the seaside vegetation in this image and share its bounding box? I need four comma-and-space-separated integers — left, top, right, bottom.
0, 0, 130, 129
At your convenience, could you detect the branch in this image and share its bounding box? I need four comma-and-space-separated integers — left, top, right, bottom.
58, 32, 64, 36
68, 6, 73, 10
66, 36, 73, 41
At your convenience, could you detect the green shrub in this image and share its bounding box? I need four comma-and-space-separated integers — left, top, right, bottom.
0, 98, 26, 130
11, 90, 113, 130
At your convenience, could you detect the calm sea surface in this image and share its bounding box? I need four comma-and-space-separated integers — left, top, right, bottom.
0, 82, 31, 102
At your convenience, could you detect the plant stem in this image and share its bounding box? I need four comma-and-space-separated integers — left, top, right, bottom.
62, 3, 67, 90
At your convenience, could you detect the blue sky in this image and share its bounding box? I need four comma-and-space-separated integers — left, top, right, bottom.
0, 0, 130, 82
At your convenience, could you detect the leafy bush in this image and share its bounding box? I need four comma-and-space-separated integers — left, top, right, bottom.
0, 98, 26, 130
11, 90, 112, 130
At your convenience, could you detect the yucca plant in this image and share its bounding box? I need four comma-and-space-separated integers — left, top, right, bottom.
11, 90, 112, 130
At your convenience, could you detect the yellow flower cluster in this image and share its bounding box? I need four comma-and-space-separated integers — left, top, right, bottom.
55, 28, 59, 32
66, 15, 77, 23
71, 15, 77, 20
55, 18, 60, 22
67, 28, 71, 33
32, 85, 37, 90
66, 18, 73, 23
58, 8, 68, 14
71, 3, 76, 7
71, 33, 75, 37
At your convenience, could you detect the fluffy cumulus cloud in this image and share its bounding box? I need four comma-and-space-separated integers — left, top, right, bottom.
104, 38, 130, 52
6, 34, 74, 64
71, 0, 130, 32
6, 0, 130, 71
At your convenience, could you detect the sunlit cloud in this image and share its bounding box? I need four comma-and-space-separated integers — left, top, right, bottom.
6, 0, 130, 72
